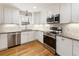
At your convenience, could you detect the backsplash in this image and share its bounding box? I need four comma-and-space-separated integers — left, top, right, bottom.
62, 23, 79, 39
26, 24, 51, 30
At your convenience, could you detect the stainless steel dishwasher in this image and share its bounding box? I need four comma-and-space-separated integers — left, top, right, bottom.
8, 32, 21, 48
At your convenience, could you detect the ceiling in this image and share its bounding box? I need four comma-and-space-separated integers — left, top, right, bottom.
9, 3, 60, 12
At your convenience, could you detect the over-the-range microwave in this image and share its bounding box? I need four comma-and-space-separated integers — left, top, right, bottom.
47, 14, 60, 24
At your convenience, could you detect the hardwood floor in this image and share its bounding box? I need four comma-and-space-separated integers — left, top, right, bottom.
0, 40, 55, 56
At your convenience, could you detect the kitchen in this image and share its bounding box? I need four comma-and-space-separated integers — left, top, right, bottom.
0, 3, 79, 56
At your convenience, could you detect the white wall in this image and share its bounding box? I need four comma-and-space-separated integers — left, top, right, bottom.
62, 23, 79, 39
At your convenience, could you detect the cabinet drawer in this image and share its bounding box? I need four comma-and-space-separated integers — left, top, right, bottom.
73, 45, 79, 56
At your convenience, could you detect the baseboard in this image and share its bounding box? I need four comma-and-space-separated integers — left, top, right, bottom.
0, 48, 8, 52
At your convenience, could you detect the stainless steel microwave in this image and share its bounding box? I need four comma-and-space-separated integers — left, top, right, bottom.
47, 14, 60, 24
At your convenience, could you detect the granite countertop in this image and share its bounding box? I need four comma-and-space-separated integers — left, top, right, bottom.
57, 34, 79, 41
0, 26, 79, 41
0, 28, 53, 34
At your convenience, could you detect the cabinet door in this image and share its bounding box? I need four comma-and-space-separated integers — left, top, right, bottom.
0, 6, 4, 24
62, 37, 72, 56
73, 40, 79, 56
34, 31, 43, 43
60, 3, 72, 23
12, 9, 19, 24
56, 36, 63, 55
21, 31, 35, 44
0, 34, 8, 51
21, 32, 29, 44
27, 31, 35, 42
4, 8, 19, 24
72, 3, 79, 22
4, 8, 13, 23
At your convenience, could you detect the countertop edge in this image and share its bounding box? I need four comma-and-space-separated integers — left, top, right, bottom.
0, 29, 53, 34
57, 34, 79, 41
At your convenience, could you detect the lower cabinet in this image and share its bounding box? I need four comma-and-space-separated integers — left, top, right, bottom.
56, 36, 72, 56
27, 31, 35, 42
21, 31, 43, 44
21, 31, 35, 44
0, 34, 8, 51
21, 32, 29, 44
73, 40, 79, 56
56, 36, 63, 55
61, 37, 72, 56
34, 31, 43, 43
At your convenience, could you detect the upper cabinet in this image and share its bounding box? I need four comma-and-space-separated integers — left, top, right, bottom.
60, 3, 79, 23
0, 6, 4, 24
0, 5, 20, 24
60, 3, 72, 23
72, 3, 79, 23
4, 7, 20, 24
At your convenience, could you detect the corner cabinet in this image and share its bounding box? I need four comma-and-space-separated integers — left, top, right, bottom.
56, 36, 72, 56
60, 3, 72, 23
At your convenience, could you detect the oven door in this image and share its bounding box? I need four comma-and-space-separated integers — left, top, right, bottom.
43, 32, 56, 50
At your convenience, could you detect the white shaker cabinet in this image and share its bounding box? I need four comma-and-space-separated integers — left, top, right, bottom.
61, 37, 72, 56
72, 3, 79, 22
27, 31, 35, 42
56, 36, 72, 56
34, 31, 43, 43
0, 6, 4, 24
73, 40, 79, 56
60, 3, 72, 23
56, 36, 63, 55
0, 5, 20, 24
0, 34, 8, 51
4, 7, 19, 24
4, 8, 13, 24
21, 32, 29, 44
21, 31, 35, 44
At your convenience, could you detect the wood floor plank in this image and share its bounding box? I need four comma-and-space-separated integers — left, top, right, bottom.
0, 40, 55, 56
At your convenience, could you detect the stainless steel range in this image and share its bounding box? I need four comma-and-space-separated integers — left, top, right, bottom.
43, 27, 62, 50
